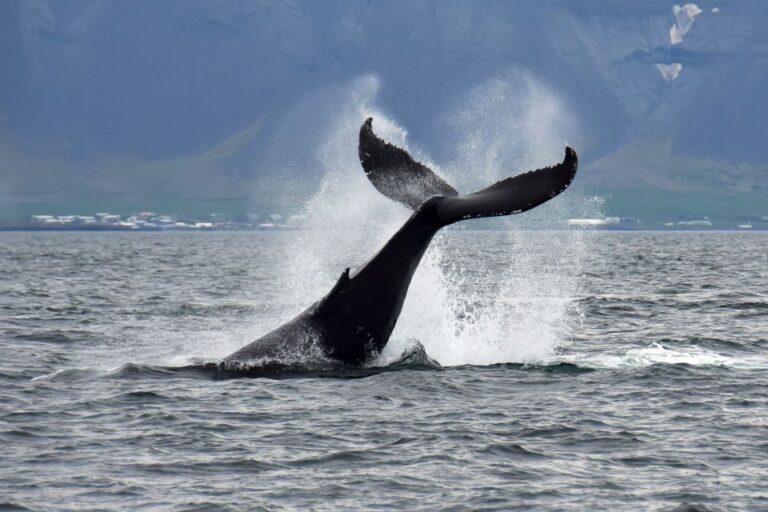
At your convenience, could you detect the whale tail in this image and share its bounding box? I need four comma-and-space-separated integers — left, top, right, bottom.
358, 118, 578, 226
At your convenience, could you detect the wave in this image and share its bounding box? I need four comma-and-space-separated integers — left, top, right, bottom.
578, 292, 768, 310
32, 335, 763, 383
12, 329, 90, 344
558, 342, 767, 370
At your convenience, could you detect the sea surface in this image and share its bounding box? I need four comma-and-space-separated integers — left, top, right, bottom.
1, 230, 766, 511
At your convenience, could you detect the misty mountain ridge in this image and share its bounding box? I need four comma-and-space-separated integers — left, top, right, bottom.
1, 0, 766, 220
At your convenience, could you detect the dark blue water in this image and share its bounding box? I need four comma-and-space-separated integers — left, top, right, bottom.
1, 231, 767, 511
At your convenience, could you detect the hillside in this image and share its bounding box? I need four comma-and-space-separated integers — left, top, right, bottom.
1, 0, 766, 221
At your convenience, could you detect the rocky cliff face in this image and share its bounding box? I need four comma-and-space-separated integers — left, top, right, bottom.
1, 0, 766, 214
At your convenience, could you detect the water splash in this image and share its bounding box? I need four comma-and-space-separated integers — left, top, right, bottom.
388, 72, 594, 366
274, 72, 596, 367
442, 72, 577, 188
388, 231, 587, 367
274, 75, 412, 307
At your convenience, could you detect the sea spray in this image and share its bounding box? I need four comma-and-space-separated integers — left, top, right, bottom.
275, 76, 410, 304
272, 72, 598, 367
388, 72, 596, 366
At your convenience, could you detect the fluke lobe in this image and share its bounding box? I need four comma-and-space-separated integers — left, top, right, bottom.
224, 117, 578, 366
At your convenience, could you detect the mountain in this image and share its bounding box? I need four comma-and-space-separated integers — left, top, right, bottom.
1, 0, 766, 221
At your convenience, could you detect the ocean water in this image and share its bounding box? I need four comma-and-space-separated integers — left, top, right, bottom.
1, 230, 767, 511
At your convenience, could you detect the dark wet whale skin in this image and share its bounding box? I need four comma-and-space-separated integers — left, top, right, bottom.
224, 197, 443, 365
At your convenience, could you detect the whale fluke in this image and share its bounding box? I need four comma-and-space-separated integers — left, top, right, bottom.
435, 146, 578, 226
360, 118, 577, 226
358, 117, 458, 209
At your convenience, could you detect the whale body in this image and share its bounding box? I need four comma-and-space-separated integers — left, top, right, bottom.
224, 118, 578, 366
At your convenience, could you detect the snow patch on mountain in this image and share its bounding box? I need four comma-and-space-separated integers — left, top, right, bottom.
670, 3, 703, 45
657, 63, 683, 81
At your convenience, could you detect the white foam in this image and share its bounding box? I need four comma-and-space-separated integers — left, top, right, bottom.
560, 342, 767, 370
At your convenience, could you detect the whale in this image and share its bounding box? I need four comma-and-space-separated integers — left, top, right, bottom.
224, 118, 578, 366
